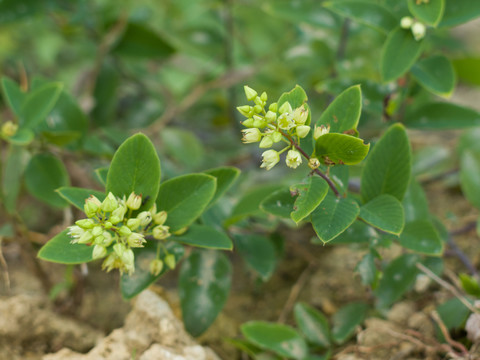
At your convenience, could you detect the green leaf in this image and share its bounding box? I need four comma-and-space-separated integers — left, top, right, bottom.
294, 302, 331, 348
407, 0, 445, 26
6, 128, 34, 145
411, 55, 455, 96
399, 220, 444, 255
19, 82, 63, 129
324, 1, 397, 33
316, 85, 362, 134
359, 194, 405, 235
161, 128, 205, 170
375, 254, 419, 309
277, 85, 310, 124
459, 273, 480, 297
439, 0, 480, 27
260, 187, 296, 219
94, 167, 109, 186
405, 103, 480, 129
460, 150, 480, 209
173, 224, 232, 250
332, 302, 368, 344
356, 252, 378, 287
106, 133, 161, 211
315, 133, 370, 165
120, 241, 184, 299
311, 193, 360, 244
235, 234, 277, 281
203, 166, 240, 206
25, 153, 69, 208
2, 145, 29, 213
57, 187, 106, 211
290, 177, 329, 224
2, 77, 25, 115
361, 124, 411, 203
156, 174, 216, 232
38, 229, 93, 264
179, 250, 232, 336
113, 22, 175, 59
436, 298, 471, 332
402, 179, 430, 223
241, 321, 309, 360
452, 58, 480, 87
380, 27, 424, 83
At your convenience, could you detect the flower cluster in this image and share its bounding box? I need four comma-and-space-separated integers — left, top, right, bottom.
68, 191, 173, 275
1, 121, 18, 138
237, 86, 312, 171
400, 16, 426, 41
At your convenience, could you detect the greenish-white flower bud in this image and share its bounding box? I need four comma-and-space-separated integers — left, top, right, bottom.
126, 218, 141, 231
242, 118, 254, 128
260, 92, 268, 102
78, 230, 93, 244
149, 259, 164, 276
101, 192, 118, 212
279, 101, 292, 115
91, 225, 103, 237
127, 232, 145, 247
400, 16, 413, 29
296, 125, 311, 138
265, 111, 277, 123
68, 225, 84, 242
153, 225, 170, 240
314, 124, 330, 140
153, 210, 167, 225
236, 105, 251, 117
293, 105, 308, 125
241, 128, 262, 144
253, 116, 267, 129
259, 135, 273, 148
113, 243, 127, 257
126, 192, 142, 210
118, 225, 132, 237
411, 22, 426, 41
286, 150, 302, 169
308, 157, 320, 170
165, 254, 176, 269
254, 96, 263, 107
75, 219, 95, 229
102, 231, 114, 246
269, 103, 278, 113
137, 211, 152, 226
84, 195, 101, 218
272, 131, 282, 143
104, 221, 113, 229
244, 85, 257, 101
92, 244, 107, 260
110, 205, 126, 224
1, 121, 18, 137
260, 150, 280, 171
121, 248, 135, 267
253, 104, 263, 113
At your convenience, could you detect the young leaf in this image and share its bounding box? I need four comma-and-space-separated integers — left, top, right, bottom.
399, 220, 444, 255
294, 302, 331, 348
19, 82, 63, 129
1, 77, 25, 115
106, 133, 161, 211
179, 250, 232, 337
311, 193, 360, 244
439, 1, 480, 27
411, 55, 455, 96
407, 0, 445, 27
290, 176, 329, 224
38, 229, 93, 264
316, 85, 362, 134
235, 234, 277, 281
57, 187, 106, 211
359, 194, 405, 235
405, 103, 480, 129
380, 27, 424, 83
241, 321, 309, 360
156, 174, 216, 232
324, 1, 397, 33
120, 240, 184, 299
173, 224, 232, 250
459, 273, 480, 297
2, 145, 29, 214
460, 150, 480, 209
361, 124, 411, 203
203, 166, 240, 206
25, 153, 69, 208
402, 179, 430, 223
332, 302, 368, 344
260, 187, 296, 219
315, 133, 370, 165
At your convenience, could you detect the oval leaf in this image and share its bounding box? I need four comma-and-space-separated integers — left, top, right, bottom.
38, 229, 93, 264
315, 133, 370, 165
203, 166, 240, 206
241, 321, 309, 360
294, 302, 331, 348
399, 220, 444, 255
260, 187, 296, 219
408, 0, 445, 26
2, 77, 25, 115
439, 0, 480, 27
290, 176, 329, 224
332, 302, 368, 344
361, 124, 412, 203
411, 55, 455, 96
106, 133, 161, 211
179, 250, 232, 336
20, 82, 63, 129
2, 145, 29, 213
460, 150, 480, 209
235, 234, 277, 281
57, 187, 106, 211
359, 194, 405, 235
174, 224, 232, 250
405, 102, 480, 129
25, 153, 69, 208
380, 27, 424, 83
156, 174, 216, 232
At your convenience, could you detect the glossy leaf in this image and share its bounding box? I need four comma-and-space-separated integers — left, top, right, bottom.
260, 187, 296, 219
106, 133, 161, 211
332, 302, 368, 344
311, 193, 360, 244
179, 250, 232, 336
294, 302, 331, 348
460, 150, 480, 209
20, 82, 63, 129
2, 145, 29, 213
57, 187, 106, 211
174, 224, 232, 250
405, 103, 480, 129
203, 166, 240, 206
156, 174, 216, 232
440, 1, 480, 27
316, 85, 362, 134
120, 241, 184, 299
402, 179, 430, 223
6, 128, 34, 145
399, 220, 444, 255
235, 234, 277, 281
241, 321, 309, 360
359, 194, 405, 235
290, 176, 329, 224
361, 124, 411, 203
407, 0, 445, 26
380, 27, 424, 83
411, 55, 455, 96
25, 153, 69, 208
38, 229, 93, 264
315, 133, 370, 165
1, 77, 25, 115
324, 1, 396, 33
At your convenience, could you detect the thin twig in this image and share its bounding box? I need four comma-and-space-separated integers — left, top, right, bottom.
0, 237, 11, 293
431, 310, 469, 356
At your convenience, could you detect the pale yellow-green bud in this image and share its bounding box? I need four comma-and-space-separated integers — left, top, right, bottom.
242, 118, 254, 128
237, 105, 251, 117
259, 135, 273, 148
165, 254, 176, 269
113, 243, 127, 257
308, 157, 321, 170
253, 116, 267, 129
101, 192, 118, 212
149, 259, 164, 276
137, 211, 152, 226
153, 210, 167, 225
92, 244, 107, 260
110, 205, 127, 224
265, 111, 277, 123
260, 150, 280, 171
126, 192, 142, 210
118, 225, 132, 237
260, 92, 268, 102
244, 85, 257, 101
102, 253, 120, 273
400, 16, 413, 29
279, 101, 292, 115
253, 104, 263, 113
102, 231, 114, 246
84, 195, 101, 218
314, 124, 330, 140
127, 232, 145, 247
269, 103, 278, 113
293, 105, 308, 125
272, 131, 282, 143
78, 230, 93, 244
126, 218, 141, 231
173, 227, 188, 236
411, 22, 426, 41
91, 225, 103, 237
67, 225, 84, 242
121, 248, 135, 267
241, 128, 262, 144
254, 96, 263, 106
104, 221, 113, 229
75, 219, 95, 229
296, 125, 311, 138
286, 150, 302, 169
153, 225, 170, 240
1, 121, 18, 137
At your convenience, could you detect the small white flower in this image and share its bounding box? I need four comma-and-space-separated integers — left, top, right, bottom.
277, 113, 295, 130
411, 22, 426, 41
314, 124, 330, 140
259, 135, 273, 148
260, 150, 280, 171
92, 245, 107, 260
68, 225, 85, 243
153, 225, 171, 240
296, 125, 310, 138
286, 150, 302, 169
127, 232, 146, 248
149, 259, 164, 276
241, 128, 262, 143
126, 192, 142, 210
293, 105, 308, 125
400, 16, 413, 29
153, 210, 167, 225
